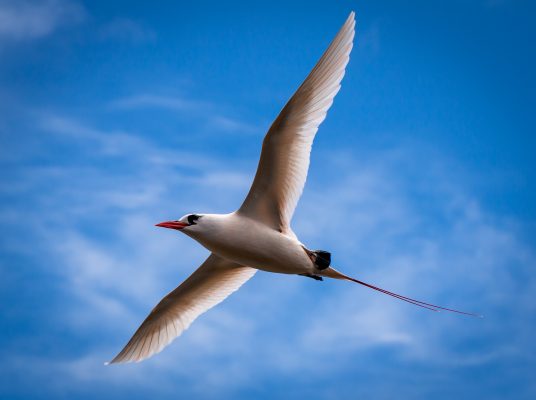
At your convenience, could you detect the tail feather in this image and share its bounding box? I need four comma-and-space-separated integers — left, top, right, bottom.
322, 267, 482, 318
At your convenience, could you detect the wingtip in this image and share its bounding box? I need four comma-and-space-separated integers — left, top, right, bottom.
105, 354, 123, 365
105, 358, 126, 365
104, 357, 119, 366
345, 11, 356, 34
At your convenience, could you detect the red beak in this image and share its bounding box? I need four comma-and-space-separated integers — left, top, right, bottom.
155, 220, 189, 230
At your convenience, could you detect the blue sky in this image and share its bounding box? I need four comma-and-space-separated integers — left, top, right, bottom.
1, 0, 535, 399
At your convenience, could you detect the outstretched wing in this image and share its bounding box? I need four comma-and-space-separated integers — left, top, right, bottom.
108, 254, 256, 364
238, 12, 355, 233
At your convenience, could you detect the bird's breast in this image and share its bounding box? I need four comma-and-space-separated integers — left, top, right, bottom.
191, 214, 313, 274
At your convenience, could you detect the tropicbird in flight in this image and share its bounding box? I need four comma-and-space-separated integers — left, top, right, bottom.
108, 12, 477, 365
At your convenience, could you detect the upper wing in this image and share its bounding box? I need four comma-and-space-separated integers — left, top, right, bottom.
108, 254, 256, 364
238, 12, 355, 232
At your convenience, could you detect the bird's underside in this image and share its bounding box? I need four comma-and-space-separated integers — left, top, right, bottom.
108, 11, 478, 365
108, 12, 356, 364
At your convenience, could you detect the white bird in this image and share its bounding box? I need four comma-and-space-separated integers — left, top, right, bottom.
108, 12, 477, 365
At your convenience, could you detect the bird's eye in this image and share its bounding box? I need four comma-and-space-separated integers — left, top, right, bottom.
187, 214, 200, 225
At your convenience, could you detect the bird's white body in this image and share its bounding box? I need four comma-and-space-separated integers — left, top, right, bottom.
109, 12, 357, 364
107, 12, 473, 366
183, 213, 314, 275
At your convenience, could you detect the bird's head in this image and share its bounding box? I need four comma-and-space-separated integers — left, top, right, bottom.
155, 214, 204, 232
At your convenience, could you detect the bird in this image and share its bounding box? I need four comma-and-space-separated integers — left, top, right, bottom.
108, 11, 478, 365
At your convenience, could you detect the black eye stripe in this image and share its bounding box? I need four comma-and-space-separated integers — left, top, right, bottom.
187, 214, 200, 225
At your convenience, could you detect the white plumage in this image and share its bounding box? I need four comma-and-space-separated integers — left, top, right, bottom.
109, 12, 355, 364
108, 254, 255, 364
239, 12, 355, 234
108, 10, 476, 365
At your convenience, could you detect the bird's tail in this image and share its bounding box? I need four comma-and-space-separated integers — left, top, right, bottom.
321, 267, 482, 317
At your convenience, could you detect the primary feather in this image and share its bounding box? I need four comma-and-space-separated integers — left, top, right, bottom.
239, 12, 355, 233
108, 254, 256, 364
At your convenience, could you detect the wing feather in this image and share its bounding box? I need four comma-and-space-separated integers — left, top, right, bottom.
238, 12, 355, 232
108, 254, 256, 364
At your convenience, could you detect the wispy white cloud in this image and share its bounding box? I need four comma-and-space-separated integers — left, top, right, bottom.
41, 114, 147, 156
3, 110, 535, 397
39, 114, 217, 168
289, 148, 535, 368
108, 93, 259, 134
358, 21, 381, 56
0, 0, 85, 42
207, 115, 258, 134
108, 94, 207, 112
98, 17, 156, 43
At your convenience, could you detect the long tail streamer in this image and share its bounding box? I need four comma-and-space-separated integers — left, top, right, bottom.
344, 276, 482, 317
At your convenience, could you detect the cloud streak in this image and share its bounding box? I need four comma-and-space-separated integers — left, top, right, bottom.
108, 94, 206, 113
0, 0, 85, 43
2, 110, 534, 398
98, 17, 156, 43
108, 93, 259, 134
